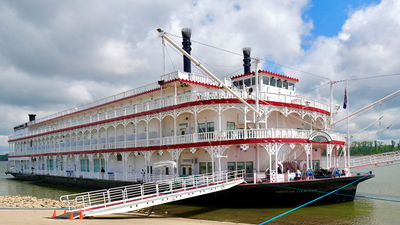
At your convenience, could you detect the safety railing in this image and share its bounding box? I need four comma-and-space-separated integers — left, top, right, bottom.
8, 128, 346, 157
10, 73, 328, 141
350, 151, 400, 168
60, 170, 245, 212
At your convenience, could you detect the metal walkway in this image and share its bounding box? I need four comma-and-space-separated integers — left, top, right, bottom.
350, 151, 400, 168
58, 170, 245, 219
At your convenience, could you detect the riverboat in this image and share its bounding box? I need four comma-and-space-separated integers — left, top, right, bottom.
6, 28, 373, 205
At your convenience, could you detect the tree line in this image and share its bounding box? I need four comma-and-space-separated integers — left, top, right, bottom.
350, 140, 399, 155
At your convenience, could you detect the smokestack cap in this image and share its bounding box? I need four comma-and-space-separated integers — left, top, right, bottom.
28, 114, 36, 122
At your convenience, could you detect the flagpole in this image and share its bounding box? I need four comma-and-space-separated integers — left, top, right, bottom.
346, 80, 350, 169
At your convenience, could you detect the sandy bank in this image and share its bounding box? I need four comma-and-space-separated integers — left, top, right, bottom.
0, 195, 68, 208
0, 209, 250, 225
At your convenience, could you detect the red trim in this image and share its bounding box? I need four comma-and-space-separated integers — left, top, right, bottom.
8, 99, 330, 143
231, 70, 299, 83
8, 138, 345, 158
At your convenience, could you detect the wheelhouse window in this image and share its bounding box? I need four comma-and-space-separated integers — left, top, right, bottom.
270, 77, 276, 86
262, 76, 269, 85
238, 80, 243, 89
283, 80, 288, 89
288, 82, 295, 91
251, 77, 256, 85
277, 79, 282, 88
244, 78, 251, 87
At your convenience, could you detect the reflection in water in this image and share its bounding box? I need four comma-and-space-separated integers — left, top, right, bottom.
1, 161, 399, 224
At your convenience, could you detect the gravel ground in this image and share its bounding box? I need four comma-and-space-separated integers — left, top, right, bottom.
0, 195, 72, 208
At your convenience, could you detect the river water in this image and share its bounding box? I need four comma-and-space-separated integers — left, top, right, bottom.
1, 161, 399, 224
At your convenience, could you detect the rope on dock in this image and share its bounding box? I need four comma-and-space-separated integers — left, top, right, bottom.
258, 173, 371, 225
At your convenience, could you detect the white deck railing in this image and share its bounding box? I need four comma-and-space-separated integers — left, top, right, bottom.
59, 170, 245, 216
9, 72, 328, 141
9, 128, 346, 157
350, 151, 400, 168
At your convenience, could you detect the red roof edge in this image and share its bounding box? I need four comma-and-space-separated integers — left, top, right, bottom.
230, 70, 299, 83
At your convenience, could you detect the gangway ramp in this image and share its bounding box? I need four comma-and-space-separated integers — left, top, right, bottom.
350, 151, 400, 168
58, 170, 245, 219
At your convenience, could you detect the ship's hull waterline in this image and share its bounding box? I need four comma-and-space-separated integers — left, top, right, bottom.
7, 172, 373, 206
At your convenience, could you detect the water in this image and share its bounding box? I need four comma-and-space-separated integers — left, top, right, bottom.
0, 161, 88, 199
1, 161, 400, 224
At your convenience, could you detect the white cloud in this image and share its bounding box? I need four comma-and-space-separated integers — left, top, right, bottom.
294, 0, 400, 142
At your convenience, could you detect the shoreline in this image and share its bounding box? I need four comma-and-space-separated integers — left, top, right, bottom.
0, 209, 250, 225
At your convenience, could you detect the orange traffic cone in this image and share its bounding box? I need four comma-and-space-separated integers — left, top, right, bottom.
63, 209, 66, 214
79, 212, 83, 220
52, 210, 56, 218
69, 212, 74, 220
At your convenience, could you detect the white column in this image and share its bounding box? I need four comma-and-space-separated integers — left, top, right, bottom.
174, 82, 177, 105
194, 107, 198, 142
146, 120, 149, 146
122, 152, 129, 181
244, 106, 247, 139
173, 110, 177, 143
218, 104, 222, 133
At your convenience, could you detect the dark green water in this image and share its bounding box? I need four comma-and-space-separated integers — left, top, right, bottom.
1, 161, 400, 224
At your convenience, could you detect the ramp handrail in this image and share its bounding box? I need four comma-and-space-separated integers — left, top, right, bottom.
350, 151, 400, 168
60, 170, 245, 212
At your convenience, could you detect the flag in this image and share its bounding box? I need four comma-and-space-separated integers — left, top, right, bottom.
343, 87, 347, 109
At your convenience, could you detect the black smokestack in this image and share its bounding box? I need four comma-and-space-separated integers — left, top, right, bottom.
243, 47, 251, 74
28, 114, 36, 122
182, 28, 192, 73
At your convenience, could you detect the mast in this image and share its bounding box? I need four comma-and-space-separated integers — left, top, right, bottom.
255, 58, 260, 128
329, 81, 334, 130
346, 80, 350, 169
157, 28, 261, 117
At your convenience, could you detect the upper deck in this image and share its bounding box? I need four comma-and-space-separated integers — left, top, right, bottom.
8, 70, 329, 141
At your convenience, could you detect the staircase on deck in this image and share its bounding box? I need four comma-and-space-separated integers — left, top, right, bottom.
58, 170, 245, 219
350, 151, 400, 168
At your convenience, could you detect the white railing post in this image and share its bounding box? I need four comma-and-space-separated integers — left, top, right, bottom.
156, 184, 159, 196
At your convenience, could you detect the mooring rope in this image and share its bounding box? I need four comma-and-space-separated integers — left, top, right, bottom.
258, 173, 371, 225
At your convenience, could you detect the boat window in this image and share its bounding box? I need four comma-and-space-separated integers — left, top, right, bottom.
251, 77, 256, 85
283, 80, 288, 89
207, 122, 214, 132
238, 80, 243, 89
198, 123, 206, 133
270, 77, 276, 86
262, 76, 269, 85
244, 78, 251, 87
207, 162, 213, 173
199, 162, 207, 174
288, 83, 295, 91
227, 122, 235, 130
277, 79, 282, 88
237, 161, 245, 171
246, 161, 254, 174
94, 159, 100, 172
227, 162, 236, 171
233, 81, 238, 87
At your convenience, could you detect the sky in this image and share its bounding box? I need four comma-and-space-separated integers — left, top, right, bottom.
1, 0, 400, 154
